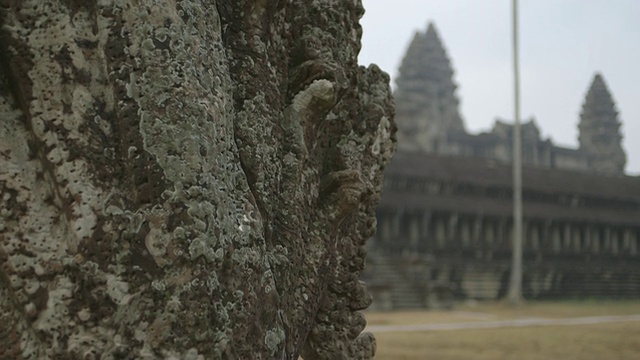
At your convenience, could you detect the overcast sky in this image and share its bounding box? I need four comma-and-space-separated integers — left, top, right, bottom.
359, 0, 640, 175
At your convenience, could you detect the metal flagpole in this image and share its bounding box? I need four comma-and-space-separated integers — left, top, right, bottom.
507, 0, 523, 304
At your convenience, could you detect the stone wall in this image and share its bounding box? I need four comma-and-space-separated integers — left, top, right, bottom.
367, 153, 640, 307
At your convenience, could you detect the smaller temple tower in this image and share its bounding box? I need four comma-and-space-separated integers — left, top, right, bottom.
394, 22, 465, 153
578, 73, 626, 175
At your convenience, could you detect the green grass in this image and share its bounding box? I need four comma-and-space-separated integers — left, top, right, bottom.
367, 300, 640, 360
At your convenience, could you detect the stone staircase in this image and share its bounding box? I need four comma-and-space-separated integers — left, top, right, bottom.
548, 270, 640, 299
367, 255, 425, 309
461, 271, 502, 300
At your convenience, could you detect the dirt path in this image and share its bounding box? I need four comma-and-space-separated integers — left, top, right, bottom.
366, 314, 640, 333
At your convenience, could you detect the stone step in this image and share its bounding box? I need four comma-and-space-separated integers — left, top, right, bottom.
461, 272, 502, 300
366, 255, 427, 309
392, 298, 424, 306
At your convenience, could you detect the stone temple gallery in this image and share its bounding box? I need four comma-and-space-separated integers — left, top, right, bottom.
363, 23, 640, 310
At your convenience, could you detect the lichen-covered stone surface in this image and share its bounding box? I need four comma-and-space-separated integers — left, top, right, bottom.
0, 1, 395, 359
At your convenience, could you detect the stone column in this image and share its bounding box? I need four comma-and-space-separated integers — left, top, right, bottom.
409, 213, 420, 249
508, 221, 514, 248
608, 227, 618, 255
583, 224, 594, 252
461, 218, 471, 248
377, 213, 389, 245
448, 213, 459, 245
473, 216, 483, 248
541, 219, 551, 252
524, 220, 531, 251
391, 209, 402, 238
563, 224, 572, 252
421, 211, 432, 248
581, 225, 590, 251
629, 229, 638, 255
551, 225, 561, 254
572, 225, 582, 253
497, 218, 507, 248
587, 226, 602, 254
621, 228, 630, 252
435, 215, 447, 249
485, 220, 495, 247
530, 223, 540, 251
604, 226, 612, 254
447, 213, 460, 247
620, 227, 636, 255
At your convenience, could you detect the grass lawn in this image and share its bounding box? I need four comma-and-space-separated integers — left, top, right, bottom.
366, 300, 640, 360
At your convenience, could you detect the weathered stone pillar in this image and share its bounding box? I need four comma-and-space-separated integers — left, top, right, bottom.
587, 226, 602, 254
573, 225, 582, 253
551, 225, 561, 254
530, 223, 540, 251
473, 216, 483, 248
507, 220, 514, 249
391, 209, 402, 238
628, 229, 638, 255
602, 226, 611, 254
582, 224, 593, 252
421, 210, 432, 249
581, 225, 590, 251
541, 219, 551, 252
497, 218, 507, 248
484, 219, 495, 247
622, 227, 638, 255
606, 227, 617, 255
447, 213, 459, 245
379, 213, 392, 246
524, 221, 530, 251
621, 228, 630, 252
409, 212, 420, 249
435, 215, 447, 249
564, 223, 572, 252
0, 1, 395, 358
461, 218, 471, 248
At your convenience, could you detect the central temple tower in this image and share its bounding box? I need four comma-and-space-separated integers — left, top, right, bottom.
394, 22, 466, 153
578, 73, 627, 174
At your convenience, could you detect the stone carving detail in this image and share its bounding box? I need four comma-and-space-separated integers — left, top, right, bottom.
0, 1, 395, 359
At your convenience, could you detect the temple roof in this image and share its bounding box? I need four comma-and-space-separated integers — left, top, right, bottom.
380, 152, 640, 225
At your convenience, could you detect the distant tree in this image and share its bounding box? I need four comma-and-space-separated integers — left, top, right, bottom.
0, 1, 395, 359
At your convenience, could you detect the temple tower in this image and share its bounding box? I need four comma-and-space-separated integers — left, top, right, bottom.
578, 73, 626, 174
394, 22, 466, 153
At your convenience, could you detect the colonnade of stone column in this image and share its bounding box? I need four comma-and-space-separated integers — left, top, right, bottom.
374, 210, 639, 257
